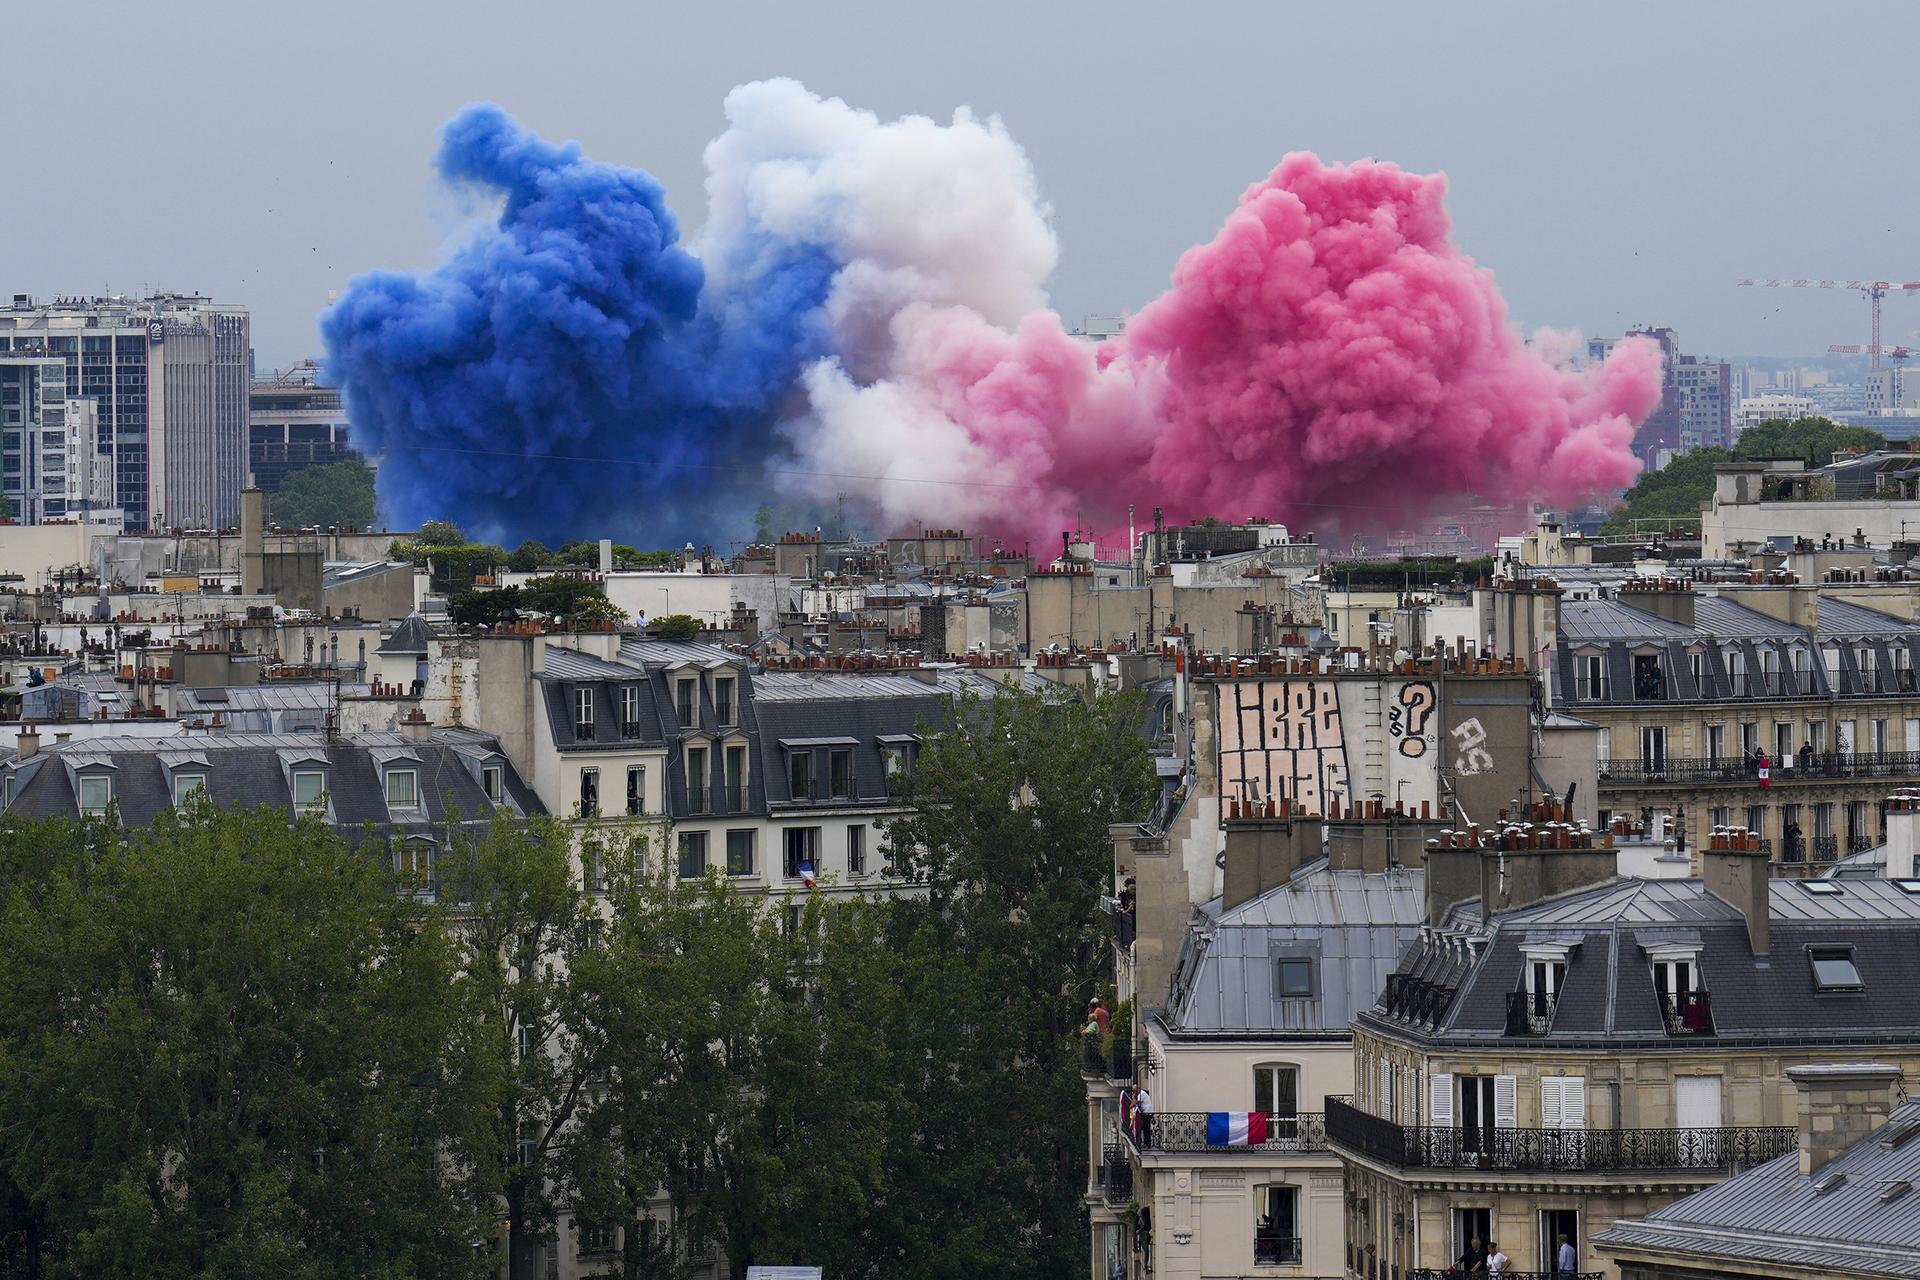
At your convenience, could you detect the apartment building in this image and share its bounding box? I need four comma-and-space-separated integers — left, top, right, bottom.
0, 293, 250, 531
1330, 833, 1920, 1280
1543, 577, 1920, 865
1700, 452, 1920, 559
0, 354, 116, 526
1090, 810, 1426, 1280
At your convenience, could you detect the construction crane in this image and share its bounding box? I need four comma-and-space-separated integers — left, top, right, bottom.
1740, 278, 1920, 368
1828, 344, 1913, 361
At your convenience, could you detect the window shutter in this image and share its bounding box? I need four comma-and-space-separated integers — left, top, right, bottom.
1379, 1060, 1394, 1121
1562, 1075, 1587, 1128
1494, 1074, 1518, 1129
1429, 1072, 1454, 1127
1541, 1077, 1563, 1130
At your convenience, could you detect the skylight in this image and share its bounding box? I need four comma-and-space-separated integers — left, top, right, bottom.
1810, 947, 1864, 991
1801, 880, 1844, 895
1895, 879, 1920, 894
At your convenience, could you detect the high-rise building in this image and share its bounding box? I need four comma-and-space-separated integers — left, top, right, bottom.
1588, 328, 1732, 460
0, 293, 251, 531
248, 361, 355, 493
0, 355, 118, 527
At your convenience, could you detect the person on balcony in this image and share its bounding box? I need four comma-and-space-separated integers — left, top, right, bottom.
1135, 1083, 1154, 1147
1556, 1234, 1576, 1278
1456, 1236, 1488, 1272
1486, 1240, 1508, 1274
1799, 740, 1815, 776
1089, 996, 1110, 1038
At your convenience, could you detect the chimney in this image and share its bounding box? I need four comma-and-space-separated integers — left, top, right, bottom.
401, 709, 432, 741
598, 538, 613, 576
1222, 813, 1325, 909
1785, 1063, 1902, 1177
1701, 841, 1771, 956
15, 726, 39, 759
1886, 794, 1920, 879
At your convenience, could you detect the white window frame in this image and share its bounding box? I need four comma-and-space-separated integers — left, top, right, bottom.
620, 684, 640, 732
385, 768, 419, 809
292, 769, 327, 811
78, 774, 112, 815
172, 772, 208, 807
482, 764, 504, 804
713, 675, 736, 725
574, 686, 594, 737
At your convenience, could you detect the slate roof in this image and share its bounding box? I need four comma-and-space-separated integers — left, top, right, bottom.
1367, 876, 1920, 1049
1167, 863, 1425, 1037
1594, 1099, 1920, 1278
1, 729, 542, 832
375, 613, 433, 655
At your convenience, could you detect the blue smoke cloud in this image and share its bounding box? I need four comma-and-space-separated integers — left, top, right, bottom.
321, 103, 834, 546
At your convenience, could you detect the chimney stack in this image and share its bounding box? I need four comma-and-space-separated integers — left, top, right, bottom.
15, 726, 39, 759
1222, 812, 1325, 909
1786, 1063, 1902, 1177
1701, 840, 1771, 956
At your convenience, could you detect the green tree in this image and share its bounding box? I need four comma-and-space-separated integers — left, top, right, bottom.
417, 519, 467, 546
881, 686, 1156, 1279
0, 804, 491, 1280
509, 540, 552, 573
436, 815, 626, 1280
648, 614, 701, 642
1601, 417, 1887, 534
268, 461, 377, 530
450, 576, 624, 627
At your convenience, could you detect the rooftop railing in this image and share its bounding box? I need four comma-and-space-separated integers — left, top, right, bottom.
1504, 989, 1557, 1037
1325, 1096, 1791, 1173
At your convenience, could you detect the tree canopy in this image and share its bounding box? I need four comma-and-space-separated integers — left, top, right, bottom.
449, 575, 626, 627
267, 461, 377, 530
646, 614, 702, 642
1601, 416, 1886, 535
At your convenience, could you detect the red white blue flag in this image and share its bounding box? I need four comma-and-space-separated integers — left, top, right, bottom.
799, 857, 817, 890
1205, 1111, 1269, 1146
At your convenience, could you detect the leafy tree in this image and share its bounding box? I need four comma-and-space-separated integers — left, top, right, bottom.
451, 576, 625, 627
436, 815, 628, 1280
268, 461, 376, 530
509, 540, 552, 573
1601, 417, 1887, 534
752, 507, 776, 545
881, 686, 1156, 1280
648, 614, 701, 642
417, 519, 467, 546
0, 804, 491, 1280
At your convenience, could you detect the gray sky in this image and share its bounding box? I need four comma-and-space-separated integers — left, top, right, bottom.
7, 1, 1913, 370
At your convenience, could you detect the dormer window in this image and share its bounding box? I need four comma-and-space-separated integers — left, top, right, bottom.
1573, 651, 1606, 700
676, 678, 697, 726
292, 770, 326, 811
714, 676, 736, 726
574, 687, 594, 738
78, 775, 111, 816
789, 749, 814, 802
482, 765, 504, 804
385, 769, 419, 809
620, 685, 641, 734
172, 773, 208, 806
1632, 652, 1667, 701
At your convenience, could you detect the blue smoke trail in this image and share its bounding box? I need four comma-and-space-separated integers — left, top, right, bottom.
320, 104, 835, 546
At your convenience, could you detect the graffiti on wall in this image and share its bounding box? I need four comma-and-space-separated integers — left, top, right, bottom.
1217, 678, 1441, 817
1389, 681, 1436, 758
1450, 717, 1495, 775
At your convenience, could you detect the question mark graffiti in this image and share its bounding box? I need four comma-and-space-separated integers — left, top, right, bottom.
1396, 682, 1436, 758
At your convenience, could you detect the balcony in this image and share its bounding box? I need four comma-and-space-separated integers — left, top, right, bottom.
1081, 1037, 1135, 1082
1099, 1143, 1133, 1206
1254, 1233, 1302, 1265
1661, 989, 1715, 1036
1326, 1096, 1792, 1173
1140, 1111, 1328, 1153
1413, 1272, 1601, 1280
1601, 751, 1920, 786
1504, 989, 1557, 1037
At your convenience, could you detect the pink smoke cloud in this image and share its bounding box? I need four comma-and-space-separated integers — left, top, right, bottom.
794, 151, 1658, 546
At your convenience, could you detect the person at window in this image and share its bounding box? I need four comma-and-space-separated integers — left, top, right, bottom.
1135, 1084, 1154, 1146
1082, 1006, 1104, 1073
1556, 1234, 1575, 1278
1486, 1240, 1508, 1274
1089, 996, 1110, 1038
1785, 820, 1803, 862
1457, 1236, 1488, 1272
1799, 740, 1815, 775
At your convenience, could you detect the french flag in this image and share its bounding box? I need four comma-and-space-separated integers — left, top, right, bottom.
798, 857, 817, 890
1206, 1111, 1269, 1146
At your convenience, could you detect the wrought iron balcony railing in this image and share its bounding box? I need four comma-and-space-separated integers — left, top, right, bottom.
1253, 1234, 1303, 1265
1601, 750, 1920, 785
1504, 988, 1557, 1036
1325, 1096, 1791, 1173
1661, 989, 1715, 1036
1099, 1143, 1132, 1206
1412, 1271, 1602, 1280
1140, 1111, 1328, 1152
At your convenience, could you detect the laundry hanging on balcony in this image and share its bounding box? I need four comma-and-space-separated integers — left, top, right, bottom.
1205, 1112, 1268, 1146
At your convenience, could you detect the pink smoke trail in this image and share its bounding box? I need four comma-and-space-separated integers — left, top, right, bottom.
795, 152, 1659, 545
